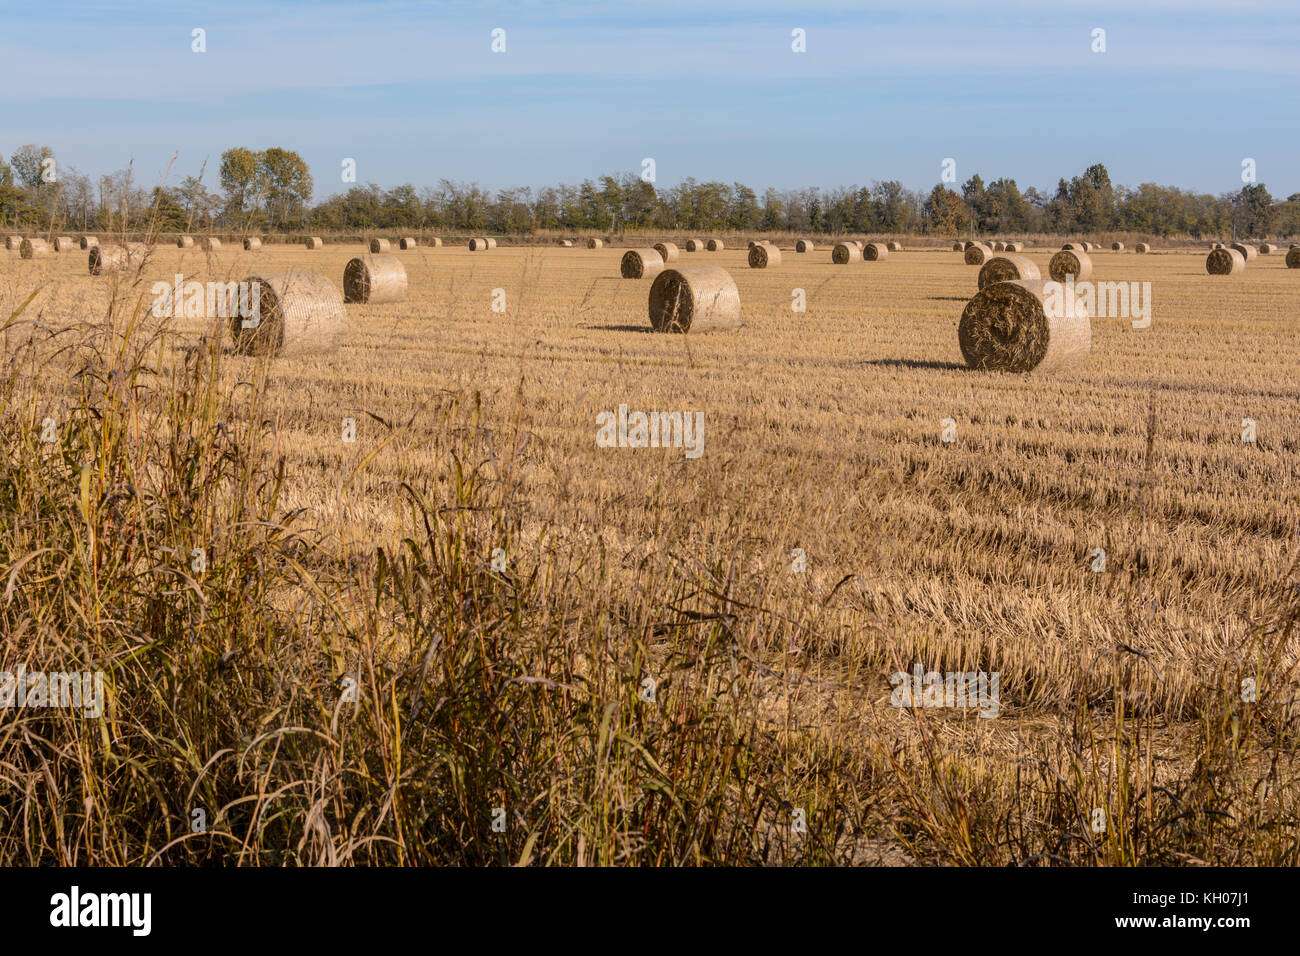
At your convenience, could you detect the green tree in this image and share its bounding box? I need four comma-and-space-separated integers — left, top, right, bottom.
258, 148, 313, 228
219, 147, 263, 216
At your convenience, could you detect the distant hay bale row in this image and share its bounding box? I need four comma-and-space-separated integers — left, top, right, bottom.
648, 266, 740, 333
1135, 242, 1150, 253
20, 238, 51, 259
344, 254, 407, 304
1206, 248, 1245, 275
832, 242, 861, 264
587, 238, 603, 249
244, 237, 262, 251
706, 239, 724, 251
977, 253, 1040, 290
305, 237, 323, 249
653, 241, 680, 263
229, 272, 343, 358
959, 279, 1090, 373
796, 239, 814, 252
964, 243, 993, 265
621, 248, 664, 279
370, 238, 391, 253
1049, 249, 1094, 283
88, 242, 148, 275
748, 243, 779, 268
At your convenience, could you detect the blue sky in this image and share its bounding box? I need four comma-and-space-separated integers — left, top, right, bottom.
3, 0, 1298, 199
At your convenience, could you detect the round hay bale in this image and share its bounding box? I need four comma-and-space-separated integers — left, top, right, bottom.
1259, 243, 1276, 254
887, 241, 902, 252
1229, 242, 1257, 261
748, 243, 780, 268
54, 236, 77, 252
746, 240, 757, 249
304, 237, 324, 249
991, 241, 1005, 252
653, 241, 680, 263
228, 272, 344, 357
19, 238, 51, 259
832, 242, 862, 264
1111, 242, 1125, 251
797, 239, 815, 253
959, 279, 1091, 373
1061, 242, 1082, 251
1003, 241, 1023, 253
468, 238, 488, 251
343, 254, 408, 304
201, 237, 222, 250
556, 239, 573, 247
685, 239, 705, 252
953, 241, 964, 252
244, 237, 262, 251
399, 237, 418, 250
5, 236, 22, 251
706, 239, 724, 251
370, 238, 391, 253
964, 243, 994, 265
79, 236, 98, 249
428, 237, 443, 247
1285, 248, 1300, 268
1206, 248, 1246, 275
177, 236, 195, 248
863, 242, 889, 261
1048, 249, 1094, 283
587, 238, 604, 249
1135, 242, 1150, 253
621, 248, 665, 279
88, 242, 148, 275
648, 266, 741, 333
486, 238, 499, 249
1212, 243, 1224, 250
977, 253, 1042, 290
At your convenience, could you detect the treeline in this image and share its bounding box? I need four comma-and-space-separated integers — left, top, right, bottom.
3, 144, 1297, 238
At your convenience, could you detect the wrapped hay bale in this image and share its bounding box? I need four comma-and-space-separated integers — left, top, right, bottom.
201, 237, 221, 250
832, 242, 862, 264
20, 238, 51, 259
304, 237, 324, 249
1285, 248, 1300, 268
748, 243, 780, 268
797, 239, 815, 252
1206, 248, 1246, 274
685, 239, 705, 252
1229, 242, 1257, 261
88, 242, 148, 275
964, 243, 994, 265
343, 254, 408, 304
1003, 241, 1023, 252
54, 236, 77, 252
244, 237, 262, 251
653, 241, 680, 263
706, 239, 724, 251
229, 272, 344, 357
1048, 249, 1094, 283
863, 242, 889, 261
1259, 243, 1275, 254
887, 241, 902, 252
370, 238, 391, 253
79, 236, 98, 249
648, 266, 741, 333
1135, 242, 1150, 253
977, 253, 1041, 290
621, 248, 665, 279
468, 238, 488, 251
1111, 242, 1125, 251
587, 238, 604, 249
959, 279, 1091, 373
